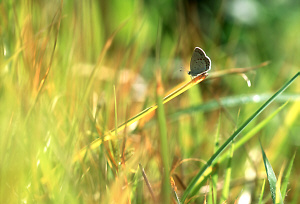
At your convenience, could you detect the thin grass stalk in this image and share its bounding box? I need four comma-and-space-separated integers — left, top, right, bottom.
73, 73, 208, 162
181, 72, 299, 202
281, 152, 296, 200
156, 73, 171, 203
258, 179, 266, 204
221, 142, 234, 203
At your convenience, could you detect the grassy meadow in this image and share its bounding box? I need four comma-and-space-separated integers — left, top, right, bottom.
1, 1, 300, 203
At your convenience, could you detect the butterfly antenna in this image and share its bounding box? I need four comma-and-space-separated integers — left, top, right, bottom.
179, 66, 189, 73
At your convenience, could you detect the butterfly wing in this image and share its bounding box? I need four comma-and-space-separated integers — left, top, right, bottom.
189, 47, 211, 77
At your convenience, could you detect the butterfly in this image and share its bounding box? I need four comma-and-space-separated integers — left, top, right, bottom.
188, 47, 211, 77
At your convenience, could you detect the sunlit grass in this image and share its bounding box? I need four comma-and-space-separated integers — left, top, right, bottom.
1, 1, 300, 203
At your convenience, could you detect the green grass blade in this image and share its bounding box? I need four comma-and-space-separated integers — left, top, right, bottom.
181, 72, 299, 202
208, 114, 221, 204
258, 179, 266, 204
110, 85, 118, 165
221, 142, 234, 203
131, 166, 140, 203
218, 101, 289, 163
73, 74, 208, 162
114, 85, 118, 138
156, 78, 170, 203
260, 142, 283, 204
281, 152, 296, 200
169, 93, 300, 119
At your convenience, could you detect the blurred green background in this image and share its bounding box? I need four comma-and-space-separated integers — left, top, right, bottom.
1, 0, 299, 203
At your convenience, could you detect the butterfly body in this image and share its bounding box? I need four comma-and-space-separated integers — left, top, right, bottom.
188, 47, 211, 77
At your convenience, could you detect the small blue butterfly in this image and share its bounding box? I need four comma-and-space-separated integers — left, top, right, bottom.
188, 47, 211, 77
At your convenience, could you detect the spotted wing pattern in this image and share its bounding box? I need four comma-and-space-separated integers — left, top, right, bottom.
188, 47, 211, 77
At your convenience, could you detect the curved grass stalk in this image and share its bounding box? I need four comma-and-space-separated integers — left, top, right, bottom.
73, 73, 208, 162
73, 62, 271, 163
180, 72, 299, 202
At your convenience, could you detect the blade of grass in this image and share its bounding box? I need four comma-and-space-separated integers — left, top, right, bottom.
207, 61, 270, 80
258, 179, 266, 204
177, 85, 291, 201
208, 114, 221, 204
178, 89, 290, 202
139, 163, 156, 202
181, 72, 299, 202
260, 142, 283, 204
111, 85, 119, 170
169, 93, 299, 120
130, 165, 140, 203
218, 100, 289, 163
74, 69, 294, 163
156, 72, 170, 203
114, 85, 118, 140
166, 98, 289, 186
170, 176, 181, 204
82, 17, 131, 104
281, 152, 296, 201
221, 142, 234, 203
268, 101, 300, 162
73, 73, 208, 162
276, 163, 285, 204
24, 4, 62, 124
